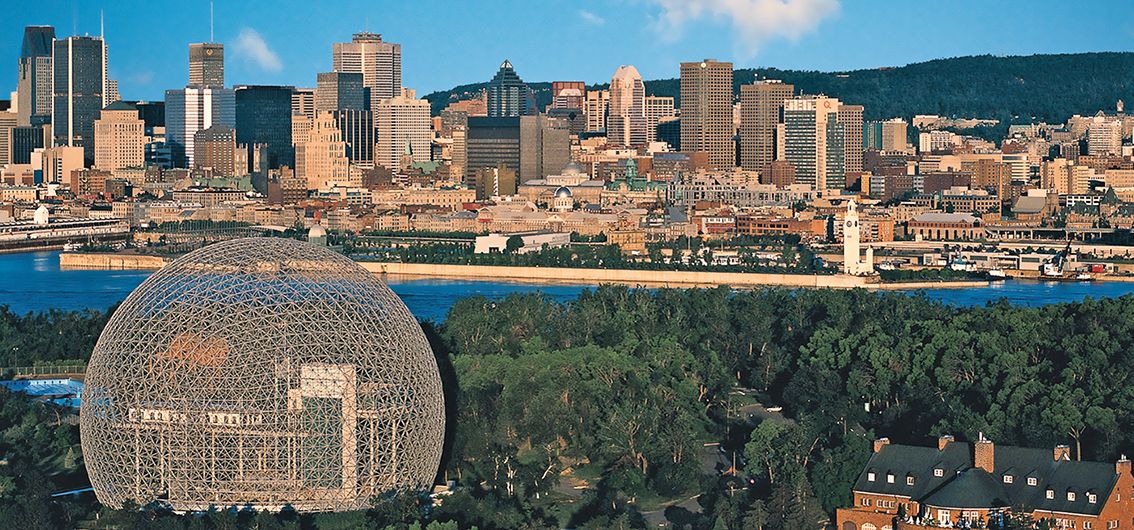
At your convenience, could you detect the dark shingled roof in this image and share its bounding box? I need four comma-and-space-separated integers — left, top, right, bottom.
855, 441, 1120, 516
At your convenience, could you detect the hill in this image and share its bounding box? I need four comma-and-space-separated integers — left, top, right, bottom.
424, 52, 1134, 125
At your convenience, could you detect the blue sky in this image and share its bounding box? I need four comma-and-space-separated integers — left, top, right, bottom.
4, 0, 1133, 101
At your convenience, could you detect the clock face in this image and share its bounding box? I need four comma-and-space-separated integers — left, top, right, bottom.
845, 220, 853, 228
206, 49, 214, 56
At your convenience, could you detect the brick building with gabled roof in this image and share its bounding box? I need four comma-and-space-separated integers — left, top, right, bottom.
837, 435, 1134, 530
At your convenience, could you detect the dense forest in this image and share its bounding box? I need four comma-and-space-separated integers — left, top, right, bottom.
3, 287, 1134, 528
425, 52, 1134, 124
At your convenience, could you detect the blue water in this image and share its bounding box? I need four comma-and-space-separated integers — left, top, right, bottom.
5, 250, 1134, 320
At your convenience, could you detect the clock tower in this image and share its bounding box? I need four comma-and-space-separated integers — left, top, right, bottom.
842, 200, 874, 275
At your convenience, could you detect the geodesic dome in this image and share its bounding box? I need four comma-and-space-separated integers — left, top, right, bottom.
80, 237, 445, 512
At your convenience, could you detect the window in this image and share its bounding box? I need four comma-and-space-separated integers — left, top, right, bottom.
868, 472, 876, 482
863, 524, 877, 530
1047, 489, 1055, 500
887, 474, 895, 484
907, 476, 915, 486
1028, 477, 1037, 486
862, 498, 871, 507
1003, 474, 1014, 484
1068, 491, 1076, 502
1089, 493, 1097, 504
934, 468, 944, 477
1084, 522, 1092, 530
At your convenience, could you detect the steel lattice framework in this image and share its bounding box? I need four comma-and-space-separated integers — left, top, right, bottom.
80, 237, 445, 513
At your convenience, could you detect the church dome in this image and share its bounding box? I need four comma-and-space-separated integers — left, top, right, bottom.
562, 162, 585, 176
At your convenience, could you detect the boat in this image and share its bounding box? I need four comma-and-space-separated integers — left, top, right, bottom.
986, 269, 1007, 280
62, 242, 82, 252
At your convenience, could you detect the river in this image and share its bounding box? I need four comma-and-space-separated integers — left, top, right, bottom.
3, 251, 1134, 322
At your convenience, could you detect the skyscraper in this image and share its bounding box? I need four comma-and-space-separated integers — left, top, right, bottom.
838, 104, 864, 175
53, 35, 108, 165
94, 101, 144, 171
332, 32, 401, 114
783, 95, 845, 193
315, 71, 366, 113
739, 80, 793, 173
335, 109, 374, 166
17, 26, 54, 127
234, 85, 294, 169
520, 114, 571, 182
607, 65, 646, 147
188, 43, 224, 87
550, 81, 585, 110
486, 60, 535, 118
645, 96, 675, 144
295, 111, 349, 189
680, 59, 734, 168
165, 86, 235, 168
193, 125, 237, 176
0, 112, 16, 166
584, 90, 609, 133
374, 88, 431, 171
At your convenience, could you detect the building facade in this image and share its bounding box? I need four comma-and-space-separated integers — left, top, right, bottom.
607, 65, 646, 147
332, 32, 401, 114
739, 80, 793, 173
188, 43, 224, 87
17, 25, 55, 127
93, 101, 144, 171
374, 88, 431, 171
53, 35, 108, 165
486, 60, 535, 118
784, 96, 845, 193
234, 85, 293, 169
680, 59, 734, 169
165, 86, 235, 168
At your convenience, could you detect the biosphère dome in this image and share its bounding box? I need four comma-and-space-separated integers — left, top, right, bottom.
80, 237, 445, 512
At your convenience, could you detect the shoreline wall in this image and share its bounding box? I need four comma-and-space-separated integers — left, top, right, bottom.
58, 252, 988, 290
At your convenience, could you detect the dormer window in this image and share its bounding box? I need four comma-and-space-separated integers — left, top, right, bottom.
907, 476, 915, 486
868, 472, 876, 481
1047, 489, 1055, 499
1068, 491, 1076, 502
1003, 474, 1014, 484
934, 468, 944, 477
887, 473, 895, 484
1088, 493, 1097, 504
1028, 477, 1037, 486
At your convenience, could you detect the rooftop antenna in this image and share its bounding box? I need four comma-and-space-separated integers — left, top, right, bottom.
100, 9, 104, 39
210, 0, 214, 42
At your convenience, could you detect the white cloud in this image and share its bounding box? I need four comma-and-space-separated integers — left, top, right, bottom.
233, 28, 282, 72
579, 9, 606, 25
649, 0, 840, 57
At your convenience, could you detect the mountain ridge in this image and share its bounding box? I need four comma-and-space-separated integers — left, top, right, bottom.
424, 52, 1134, 125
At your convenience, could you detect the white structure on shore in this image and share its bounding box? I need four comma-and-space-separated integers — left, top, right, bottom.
842, 200, 875, 275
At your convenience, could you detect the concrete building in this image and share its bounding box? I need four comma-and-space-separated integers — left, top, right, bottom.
295, 112, 349, 189
332, 32, 401, 114
53, 35, 108, 165
0, 112, 16, 166
17, 26, 54, 127
838, 104, 864, 176
94, 101, 144, 171
784, 95, 845, 193
520, 114, 570, 182
41, 146, 84, 185
1088, 114, 1123, 156
474, 164, 517, 200
584, 90, 609, 133
607, 65, 646, 147
193, 125, 238, 177
550, 81, 585, 110
315, 71, 366, 113
680, 59, 734, 169
739, 80, 794, 173
165, 86, 235, 168
374, 88, 431, 171
645, 96, 675, 144
291, 87, 315, 119
188, 43, 224, 87
474, 231, 570, 253
486, 60, 535, 118
866, 118, 909, 153
466, 117, 520, 183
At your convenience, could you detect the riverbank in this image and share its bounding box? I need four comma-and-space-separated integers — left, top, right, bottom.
59, 252, 989, 289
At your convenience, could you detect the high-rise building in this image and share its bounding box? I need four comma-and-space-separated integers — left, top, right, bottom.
0, 112, 16, 166
165, 86, 235, 168
291, 87, 315, 118
645, 96, 675, 144
315, 71, 366, 113
486, 60, 535, 118
17, 26, 54, 127
374, 88, 431, 171
866, 118, 909, 152
234, 85, 294, 169
94, 101, 144, 170
466, 117, 520, 182
739, 80, 794, 173
105, 79, 120, 104
550, 81, 585, 110
188, 43, 224, 87
474, 164, 517, 200
607, 66, 646, 147
11, 125, 47, 164
784, 95, 845, 193
1088, 114, 1123, 156
332, 32, 401, 115
584, 90, 609, 133
193, 125, 238, 176
520, 114, 570, 182
335, 109, 374, 165
42, 146, 84, 185
53, 35, 108, 165
680, 59, 734, 168
295, 111, 349, 189
838, 104, 864, 176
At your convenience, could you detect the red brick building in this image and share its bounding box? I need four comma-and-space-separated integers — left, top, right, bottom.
837, 435, 1134, 530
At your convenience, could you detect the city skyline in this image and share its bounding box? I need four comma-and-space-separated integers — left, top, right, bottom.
3, 0, 1133, 101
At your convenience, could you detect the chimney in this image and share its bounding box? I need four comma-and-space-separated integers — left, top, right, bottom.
1054, 445, 1071, 462
974, 432, 995, 473
874, 437, 890, 453
1118, 455, 1131, 476
938, 435, 955, 451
